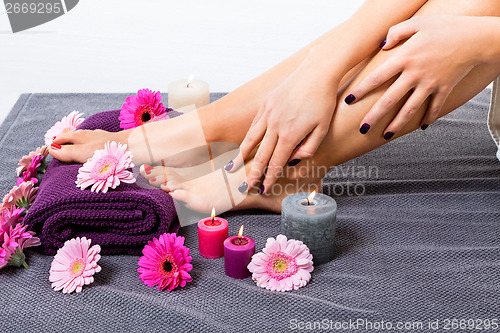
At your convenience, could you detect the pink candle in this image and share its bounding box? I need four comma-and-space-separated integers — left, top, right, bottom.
224, 225, 255, 279
198, 208, 228, 259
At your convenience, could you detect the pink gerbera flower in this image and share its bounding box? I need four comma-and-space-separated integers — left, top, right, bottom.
138, 233, 193, 291
0, 223, 40, 269
119, 88, 169, 129
247, 234, 314, 292
49, 237, 101, 294
76, 141, 135, 193
16, 146, 49, 177
0, 207, 40, 269
44, 111, 85, 145
17, 154, 43, 186
2, 181, 38, 212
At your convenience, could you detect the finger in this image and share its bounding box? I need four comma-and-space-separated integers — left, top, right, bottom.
288, 126, 328, 164
359, 75, 413, 133
383, 87, 430, 139
346, 58, 404, 104
383, 17, 421, 50
261, 136, 302, 193
244, 132, 278, 192
420, 90, 449, 129
228, 107, 267, 172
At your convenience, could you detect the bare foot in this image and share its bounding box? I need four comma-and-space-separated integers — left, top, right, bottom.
49, 129, 127, 163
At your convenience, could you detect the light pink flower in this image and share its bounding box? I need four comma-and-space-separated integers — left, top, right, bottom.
49, 237, 101, 294
44, 111, 85, 145
119, 88, 169, 129
2, 181, 38, 211
247, 234, 314, 292
138, 233, 193, 291
16, 146, 49, 177
76, 141, 135, 193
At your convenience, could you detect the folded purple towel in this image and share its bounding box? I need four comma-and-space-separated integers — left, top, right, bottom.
24, 110, 180, 255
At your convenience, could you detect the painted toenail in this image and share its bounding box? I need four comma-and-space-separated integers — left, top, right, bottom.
143, 164, 153, 175
52, 136, 56, 140
225, 160, 234, 172
51, 143, 61, 150
150, 177, 156, 182
238, 181, 248, 193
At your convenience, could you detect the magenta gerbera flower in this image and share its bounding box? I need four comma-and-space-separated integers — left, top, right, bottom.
44, 111, 85, 145
2, 181, 38, 212
138, 233, 193, 291
119, 88, 169, 129
247, 234, 314, 292
76, 141, 135, 193
0, 207, 40, 269
17, 154, 43, 186
16, 146, 49, 177
49, 237, 101, 293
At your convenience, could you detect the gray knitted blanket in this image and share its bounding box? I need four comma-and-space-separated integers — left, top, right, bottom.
0, 92, 498, 332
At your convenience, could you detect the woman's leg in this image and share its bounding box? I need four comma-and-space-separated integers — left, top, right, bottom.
165, 0, 500, 213
51, 25, 373, 164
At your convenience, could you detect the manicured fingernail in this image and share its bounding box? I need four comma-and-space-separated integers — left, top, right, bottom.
225, 160, 234, 171
288, 159, 301, 167
51, 143, 61, 150
143, 164, 153, 175
359, 123, 371, 134
379, 39, 387, 49
345, 94, 356, 104
421, 124, 429, 130
259, 185, 265, 195
150, 177, 156, 182
384, 132, 394, 140
238, 181, 248, 193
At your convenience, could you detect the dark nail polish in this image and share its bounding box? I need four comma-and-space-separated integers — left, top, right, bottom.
259, 185, 265, 195
51, 143, 61, 150
225, 160, 234, 171
288, 159, 301, 167
359, 123, 371, 134
379, 39, 387, 49
421, 124, 429, 130
238, 181, 248, 193
384, 132, 394, 140
345, 94, 356, 104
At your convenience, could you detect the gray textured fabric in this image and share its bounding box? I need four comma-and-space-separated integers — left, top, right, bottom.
0, 91, 499, 333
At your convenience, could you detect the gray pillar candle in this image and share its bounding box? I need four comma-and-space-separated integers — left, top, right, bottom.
280, 192, 337, 265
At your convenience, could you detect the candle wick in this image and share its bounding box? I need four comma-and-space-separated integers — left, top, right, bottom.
186, 82, 191, 88
307, 198, 310, 206
211, 217, 214, 225
238, 236, 241, 245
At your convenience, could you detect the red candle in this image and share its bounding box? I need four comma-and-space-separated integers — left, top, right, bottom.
198, 208, 228, 259
224, 225, 255, 279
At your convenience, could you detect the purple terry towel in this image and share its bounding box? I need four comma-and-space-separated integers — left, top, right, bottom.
23, 109, 180, 255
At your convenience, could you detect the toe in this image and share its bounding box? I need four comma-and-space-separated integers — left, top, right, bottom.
49, 144, 92, 163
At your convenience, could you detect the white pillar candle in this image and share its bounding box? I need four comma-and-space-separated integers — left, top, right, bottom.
168, 75, 210, 111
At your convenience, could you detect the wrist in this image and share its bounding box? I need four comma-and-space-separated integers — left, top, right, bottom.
473, 17, 500, 64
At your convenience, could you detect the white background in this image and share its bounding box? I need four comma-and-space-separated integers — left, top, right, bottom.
0, 0, 364, 123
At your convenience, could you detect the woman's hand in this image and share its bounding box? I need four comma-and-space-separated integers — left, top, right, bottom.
346, 15, 487, 138
228, 63, 338, 194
